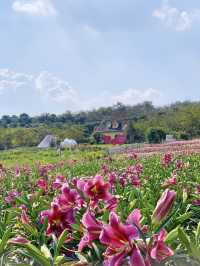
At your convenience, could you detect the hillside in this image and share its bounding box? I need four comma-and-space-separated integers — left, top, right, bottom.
0, 100, 200, 149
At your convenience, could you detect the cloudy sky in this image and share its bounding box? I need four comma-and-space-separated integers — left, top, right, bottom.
1, 0, 200, 115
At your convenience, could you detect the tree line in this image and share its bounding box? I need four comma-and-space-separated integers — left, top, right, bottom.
0, 100, 200, 149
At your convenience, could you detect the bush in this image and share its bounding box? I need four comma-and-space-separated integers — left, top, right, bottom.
179, 132, 191, 140
126, 124, 145, 143
147, 128, 166, 144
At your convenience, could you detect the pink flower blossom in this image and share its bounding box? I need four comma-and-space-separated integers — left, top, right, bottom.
126, 209, 148, 234
105, 196, 118, 212
84, 175, 112, 205
78, 210, 103, 251
128, 153, 138, 160
108, 172, 117, 186
192, 199, 200, 206
5, 190, 20, 205
21, 210, 30, 224
162, 153, 173, 167
41, 202, 75, 236
55, 184, 82, 210
99, 212, 141, 266
162, 176, 177, 188
15, 166, 21, 177
131, 175, 141, 187
175, 160, 184, 169
52, 175, 66, 190
37, 178, 48, 192
150, 229, 174, 263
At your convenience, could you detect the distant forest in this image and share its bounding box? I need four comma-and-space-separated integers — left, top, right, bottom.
0, 101, 200, 149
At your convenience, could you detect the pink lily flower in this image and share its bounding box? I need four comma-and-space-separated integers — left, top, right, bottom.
131, 175, 141, 187
5, 190, 21, 205
15, 166, 21, 177
175, 160, 184, 169
162, 153, 173, 167
79, 210, 103, 251
21, 210, 30, 224
37, 178, 48, 192
55, 184, 82, 210
126, 209, 142, 228
150, 229, 174, 263
108, 172, 117, 187
52, 175, 66, 190
105, 196, 118, 212
100, 212, 144, 266
76, 179, 87, 191
162, 176, 177, 188
41, 202, 75, 236
126, 209, 148, 234
84, 175, 112, 204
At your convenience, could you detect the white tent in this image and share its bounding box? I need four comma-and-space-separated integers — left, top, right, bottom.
38, 135, 56, 148
165, 134, 176, 143
60, 138, 77, 149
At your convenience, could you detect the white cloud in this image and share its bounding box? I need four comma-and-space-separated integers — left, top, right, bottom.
111, 88, 160, 106
12, 0, 57, 17
0, 69, 161, 112
0, 69, 78, 104
153, 0, 200, 31
35, 71, 79, 104
0, 69, 33, 93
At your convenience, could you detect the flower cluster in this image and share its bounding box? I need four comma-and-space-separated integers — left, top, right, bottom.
40, 183, 81, 236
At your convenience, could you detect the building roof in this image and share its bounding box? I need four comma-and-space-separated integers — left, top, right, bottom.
94, 120, 128, 134
38, 135, 56, 148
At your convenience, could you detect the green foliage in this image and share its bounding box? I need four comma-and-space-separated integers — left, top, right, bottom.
0, 125, 86, 150
147, 127, 166, 144
2, 101, 200, 148
126, 123, 145, 143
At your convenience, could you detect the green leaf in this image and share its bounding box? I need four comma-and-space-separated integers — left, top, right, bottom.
76, 253, 88, 263
176, 212, 192, 224
22, 223, 39, 238
195, 221, 200, 243
102, 210, 109, 222
55, 229, 68, 257
182, 189, 188, 203
0, 228, 12, 255
18, 243, 51, 266
92, 242, 101, 261
155, 203, 181, 233
54, 255, 65, 265
190, 244, 200, 261
71, 224, 82, 232
178, 227, 192, 253
41, 244, 52, 259
165, 226, 179, 244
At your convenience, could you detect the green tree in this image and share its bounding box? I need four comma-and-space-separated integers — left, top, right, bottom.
147, 128, 166, 144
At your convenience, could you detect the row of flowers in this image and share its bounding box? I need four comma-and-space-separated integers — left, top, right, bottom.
1, 152, 200, 265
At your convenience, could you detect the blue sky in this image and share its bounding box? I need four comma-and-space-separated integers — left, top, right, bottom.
1, 0, 200, 115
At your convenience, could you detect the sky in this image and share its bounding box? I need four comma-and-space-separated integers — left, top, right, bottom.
1, 0, 200, 115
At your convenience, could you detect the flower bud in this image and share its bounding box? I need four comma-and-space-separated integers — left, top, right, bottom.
152, 189, 176, 225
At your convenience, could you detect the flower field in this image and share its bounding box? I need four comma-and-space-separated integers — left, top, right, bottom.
0, 146, 200, 265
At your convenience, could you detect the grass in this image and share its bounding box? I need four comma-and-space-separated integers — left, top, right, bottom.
0, 146, 107, 167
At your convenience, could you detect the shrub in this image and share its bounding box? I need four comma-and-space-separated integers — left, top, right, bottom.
147, 128, 166, 144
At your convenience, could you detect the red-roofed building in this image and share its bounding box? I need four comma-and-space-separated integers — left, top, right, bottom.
93, 120, 128, 145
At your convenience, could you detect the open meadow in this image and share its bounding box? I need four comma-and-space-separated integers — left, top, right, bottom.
0, 142, 200, 266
